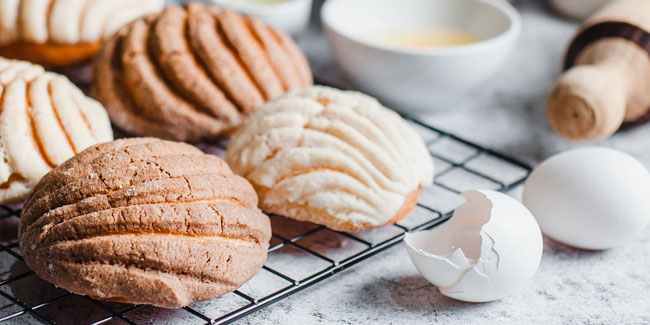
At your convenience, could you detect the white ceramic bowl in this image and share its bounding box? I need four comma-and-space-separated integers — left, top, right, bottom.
321, 0, 521, 113
210, 0, 312, 35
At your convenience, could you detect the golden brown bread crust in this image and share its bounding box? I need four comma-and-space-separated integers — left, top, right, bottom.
0, 0, 163, 67
92, 3, 313, 143
0, 41, 101, 67
294, 188, 421, 232
18, 138, 272, 308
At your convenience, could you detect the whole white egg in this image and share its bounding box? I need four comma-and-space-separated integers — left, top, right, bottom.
405, 190, 543, 302
523, 147, 650, 250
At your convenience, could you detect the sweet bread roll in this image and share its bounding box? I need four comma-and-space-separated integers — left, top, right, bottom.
0, 0, 164, 67
226, 86, 434, 231
0, 57, 113, 205
93, 3, 313, 143
19, 138, 272, 308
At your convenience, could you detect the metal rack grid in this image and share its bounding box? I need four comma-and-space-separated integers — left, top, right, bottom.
0, 119, 531, 325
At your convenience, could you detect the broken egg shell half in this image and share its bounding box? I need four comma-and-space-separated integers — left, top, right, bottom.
404, 190, 543, 302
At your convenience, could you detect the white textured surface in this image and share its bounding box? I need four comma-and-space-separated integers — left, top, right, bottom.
236, 0, 650, 323
237, 228, 650, 324
0, 0, 164, 44
0, 58, 113, 205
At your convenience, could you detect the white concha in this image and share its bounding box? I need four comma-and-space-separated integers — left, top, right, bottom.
0, 0, 164, 45
0, 58, 113, 204
226, 86, 434, 231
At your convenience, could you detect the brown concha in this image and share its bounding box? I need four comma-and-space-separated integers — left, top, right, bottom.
18, 138, 272, 308
92, 3, 313, 143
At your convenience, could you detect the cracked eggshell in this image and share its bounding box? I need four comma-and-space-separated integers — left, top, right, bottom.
523, 147, 650, 250
404, 190, 543, 302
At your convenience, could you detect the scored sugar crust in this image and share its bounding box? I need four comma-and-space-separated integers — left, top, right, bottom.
18, 138, 272, 308
226, 86, 434, 232
93, 3, 313, 143
0, 0, 164, 67
0, 57, 113, 205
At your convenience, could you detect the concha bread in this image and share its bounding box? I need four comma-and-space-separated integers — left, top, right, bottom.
226, 86, 434, 231
0, 57, 113, 205
93, 3, 313, 143
19, 138, 272, 308
0, 0, 164, 66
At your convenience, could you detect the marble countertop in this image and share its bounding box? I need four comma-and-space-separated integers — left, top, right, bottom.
236, 0, 650, 323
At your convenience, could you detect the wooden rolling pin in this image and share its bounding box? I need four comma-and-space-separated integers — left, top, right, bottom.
547, 0, 650, 141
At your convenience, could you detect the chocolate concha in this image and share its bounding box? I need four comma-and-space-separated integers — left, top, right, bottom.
0, 0, 164, 67
0, 57, 113, 205
226, 86, 434, 232
93, 3, 313, 143
19, 138, 272, 308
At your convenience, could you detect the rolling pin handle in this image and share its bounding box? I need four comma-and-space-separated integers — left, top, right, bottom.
547, 64, 627, 141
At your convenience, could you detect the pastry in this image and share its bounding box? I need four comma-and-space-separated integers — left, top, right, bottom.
19, 138, 272, 308
0, 57, 113, 205
92, 3, 313, 143
226, 86, 434, 231
0, 0, 164, 67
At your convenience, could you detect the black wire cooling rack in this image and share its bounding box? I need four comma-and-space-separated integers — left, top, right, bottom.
0, 118, 531, 325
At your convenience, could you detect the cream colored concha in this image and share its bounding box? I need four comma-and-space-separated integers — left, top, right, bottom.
226, 86, 434, 231
0, 0, 164, 66
0, 57, 113, 204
